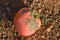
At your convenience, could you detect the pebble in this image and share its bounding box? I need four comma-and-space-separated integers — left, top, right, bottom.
56, 33, 60, 36
24, 0, 27, 4
50, 25, 53, 28
38, 9, 42, 13
6, 28, 10, 31
3, 35, 6, 37
2, 31, 6, 35
41, 35, 45, 38
46, 28, 51, 32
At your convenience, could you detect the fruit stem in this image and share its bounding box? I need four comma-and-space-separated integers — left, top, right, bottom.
30, 10, 40, 18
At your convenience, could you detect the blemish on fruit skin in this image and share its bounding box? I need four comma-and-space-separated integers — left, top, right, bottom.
26, 18, 38, 31
21, 10, 27, 14
20, 8, 29, 15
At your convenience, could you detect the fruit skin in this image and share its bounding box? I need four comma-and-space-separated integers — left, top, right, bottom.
14, 8, 41, 37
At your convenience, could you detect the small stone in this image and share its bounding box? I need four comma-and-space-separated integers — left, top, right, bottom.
33, 0, 36, 2
6, 28, 10, 31
50, 25, 53, 28
36, 0, 39, 2
14, 32, 17, 36
32, 2, 36, 6
38, 9, 42, 13
38, 3, 41, 7
2, 31, 6, 34
46, 10, 49, 12
10, 25, 15, 31
24, 0, 27, 4
41, 35, 45, 38
57, 33, 59, 36
3, 35, 6, 37
10, 33, 13, 37
8, 31, 11, 35
30, 4, 33, 6
46, 28, 51, 32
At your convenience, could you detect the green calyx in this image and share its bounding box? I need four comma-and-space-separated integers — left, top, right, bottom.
30, 10, 40, 18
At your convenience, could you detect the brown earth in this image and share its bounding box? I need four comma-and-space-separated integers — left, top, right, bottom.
0, 0, 60, 40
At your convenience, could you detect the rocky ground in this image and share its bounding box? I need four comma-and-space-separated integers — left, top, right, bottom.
0, 0, 60, 40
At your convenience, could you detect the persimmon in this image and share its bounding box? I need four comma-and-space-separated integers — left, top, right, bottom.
14, 8, 41, 37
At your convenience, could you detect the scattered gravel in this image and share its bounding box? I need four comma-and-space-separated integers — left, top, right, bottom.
0, 0, 60, 40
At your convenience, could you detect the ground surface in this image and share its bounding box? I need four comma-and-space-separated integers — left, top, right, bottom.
0, 0, 60, 40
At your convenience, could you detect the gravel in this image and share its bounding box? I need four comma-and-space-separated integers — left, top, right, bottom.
0, 0, 60, 40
